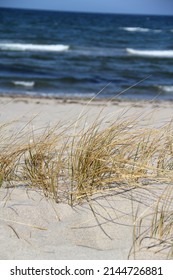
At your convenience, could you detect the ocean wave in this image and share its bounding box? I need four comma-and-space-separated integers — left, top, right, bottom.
12, 81, 35, 87
126, 48, 173, 58
121, 27, 149, 32
158, 85, 173, 92
121, 27, 162, 33
0, 43, 69, 52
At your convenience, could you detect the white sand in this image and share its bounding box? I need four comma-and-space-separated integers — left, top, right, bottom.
0, 96, 172, 259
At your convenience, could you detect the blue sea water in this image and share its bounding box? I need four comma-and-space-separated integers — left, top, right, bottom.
0, 8, 173, 100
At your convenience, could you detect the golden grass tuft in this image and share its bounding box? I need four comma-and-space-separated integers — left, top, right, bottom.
0, 102, 173, 258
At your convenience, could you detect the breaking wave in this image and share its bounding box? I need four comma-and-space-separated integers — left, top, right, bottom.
12, 81, 35, 87
0, 43, 69, 52
158, 85, 173, 92
121, 27, 150, 32
121, 27, 162, 33
126, 48, 173, 58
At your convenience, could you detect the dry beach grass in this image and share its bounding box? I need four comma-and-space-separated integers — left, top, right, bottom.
0, 96, 173, 259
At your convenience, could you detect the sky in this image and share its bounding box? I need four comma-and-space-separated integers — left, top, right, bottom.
0, 0, 173, 16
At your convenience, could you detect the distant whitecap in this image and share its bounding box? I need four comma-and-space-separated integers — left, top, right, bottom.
121, 27, 162, 33
0, 43, 69, 52
126, 48, 173, 58
121, 27, 150, 32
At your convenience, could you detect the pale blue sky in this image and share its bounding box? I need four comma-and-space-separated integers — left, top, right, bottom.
0, 0, 173, 15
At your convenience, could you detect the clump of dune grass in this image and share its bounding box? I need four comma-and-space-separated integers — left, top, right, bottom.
66, 111, 173, 205
1, 109, 173, 203
68, 117, 138, 204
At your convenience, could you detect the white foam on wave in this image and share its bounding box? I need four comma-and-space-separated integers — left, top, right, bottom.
13, 81, 35, 87
158, 85, 173, 92
121, 27, 161, 33
0, 43, 69, 52
121, 27, 150, 32
126, 48, 173, 58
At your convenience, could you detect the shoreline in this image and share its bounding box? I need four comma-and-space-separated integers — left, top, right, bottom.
1, 93, 173, 104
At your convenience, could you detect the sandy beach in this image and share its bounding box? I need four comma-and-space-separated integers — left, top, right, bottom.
0, 96, 173, 260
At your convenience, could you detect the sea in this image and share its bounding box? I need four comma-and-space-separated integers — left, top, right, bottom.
0, 7, 173, 100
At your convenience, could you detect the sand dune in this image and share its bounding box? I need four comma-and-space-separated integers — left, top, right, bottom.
0, 96, 173, 259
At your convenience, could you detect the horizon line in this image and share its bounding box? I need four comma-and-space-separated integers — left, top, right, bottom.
0, 6, 173, 17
